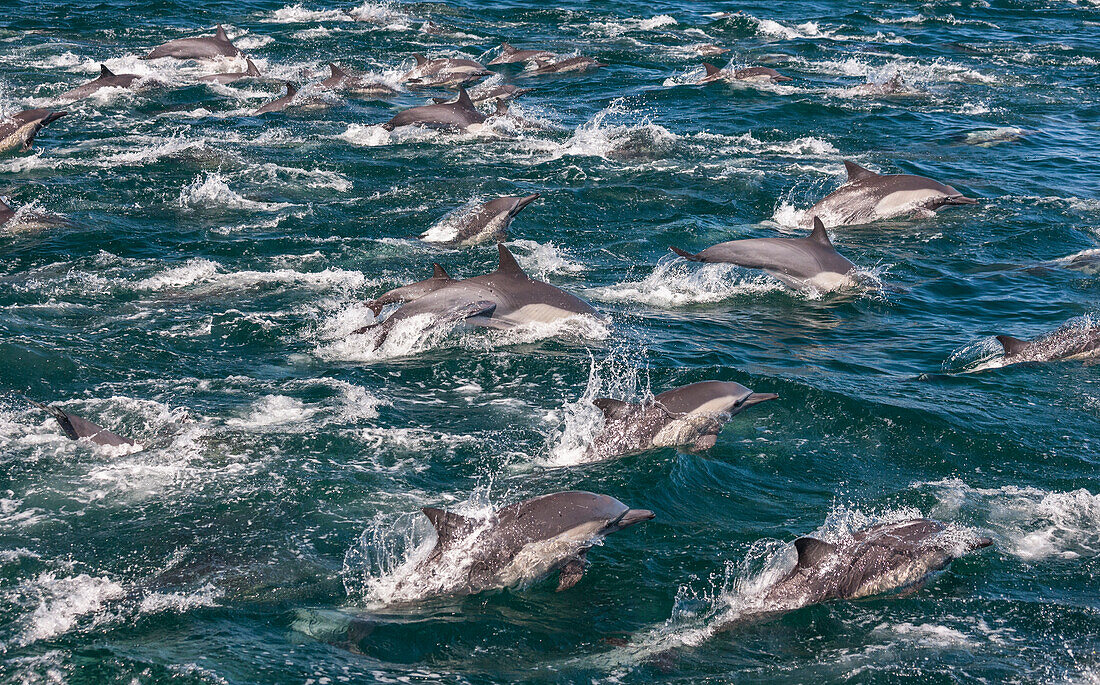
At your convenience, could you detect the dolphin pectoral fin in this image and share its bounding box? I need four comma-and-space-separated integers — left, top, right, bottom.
692, 434, 718, 451
793, 537, 836, 569
556, 551, 587, 591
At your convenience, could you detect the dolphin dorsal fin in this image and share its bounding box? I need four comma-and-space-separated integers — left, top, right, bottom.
702, 62, 721, 76
0, 196, 10, 212
996, 335, 1028, 356
808, 217, 833, 246
592, 398, 635, 422
456, 88, 474, 109
245, 58, 260, 76
100, 64, 115, 78
216, 24, 229, 42
794, 537, 835, 569
844, 160, 878, 182
422, 507, 474, 545
413, 53, 427, 67
285, 82, 297, 97
495, 243, 526, 278
329, 63, 346, 78
499, 42, 514, 53
494, 99, 509, 116
432, 263, 450, 279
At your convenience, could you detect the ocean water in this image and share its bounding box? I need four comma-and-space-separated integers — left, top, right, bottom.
1, 0, 1099, 682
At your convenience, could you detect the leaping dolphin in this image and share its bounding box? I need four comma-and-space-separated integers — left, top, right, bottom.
402, 53, 490, 87
420, 194, 540, 246
59, 64, 144, 101
762, 519, 992, 611
0, 109, 67, 154
586, 380, 778, 459
198, 57, 261, 84
320, 63, 399, 98
996, 322, 1100, 364
142, 24, 242, 60
518, 56, 606, 77
488, 43, 556, 65
671, 217, 858, 291
806, 160, 977, 227
26, 398, 136, 447
381, 88, 486, 131
410, 491, 654, 595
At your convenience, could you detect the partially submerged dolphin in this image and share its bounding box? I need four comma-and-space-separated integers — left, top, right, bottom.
356, 243, 599, 346
488, 43, 556, 65
697, 63, 792, 84
0, 109, 67, 154
420, 194, 540, 246
59, 64, 143, 101
26, 398, 136, 447
367, 263, 454, 316
320, 63, 399, 97
586, 381, 778, 459
413, 491, 654, 595
518, 56, 606, 77
254, 83, 300, 115
142, 24, 241, 60
198, 57, 260, 84
806, 160, 977, 227
403, 53, 490, 87
381, 88, 486, 131
762, 519, 992, 611
996, 322, 1100, 364
465, 82, 532, 104
671, 217, 858, 290
0, 196, 14, 226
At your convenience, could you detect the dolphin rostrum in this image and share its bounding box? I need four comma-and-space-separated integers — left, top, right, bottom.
142, 24, 242, 60
420, 194, 540, 246
671, 217, 858, 290
412, 491, 654, 595
356, 243, 599, 346
403, 53, 490, 87
762, 519, 992, 611
26, 398, 136, 447
320, 63, 399, 97
367, 263, 454, 316
806, 160, 977, 227
996, 321, 1100, 364
59, 64, 144, 101
0, 109, 67, 154
198, 57, 261, 84
518, 55, 606, 77
488, 43, 556, 65
586, 380, 778, 459
381, 88, 486, 132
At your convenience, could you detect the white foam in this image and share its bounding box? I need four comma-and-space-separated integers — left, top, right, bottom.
508, 240, 586, 277
138, 584, 222, 614
178, 172, 293, 212
265, 4, 355, 23
591, 257, 783, 307
23, 572, 125, 643
337, 123, 393, 147
225, 395, 317, 428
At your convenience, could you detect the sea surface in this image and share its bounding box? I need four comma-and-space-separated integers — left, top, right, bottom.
2, 0, 1099, 682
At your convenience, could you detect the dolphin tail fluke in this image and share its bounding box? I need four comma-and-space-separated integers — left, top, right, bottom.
794, 537, 836, 569
996, 335, 1028, 357
100, 64, 115, 79
702, 62, 721, 76
670, 246, 702, 261
843, 160, 878, 182
24, 397, 80, 441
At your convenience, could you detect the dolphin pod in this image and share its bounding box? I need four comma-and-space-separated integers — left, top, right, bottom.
0, 108, 66, 153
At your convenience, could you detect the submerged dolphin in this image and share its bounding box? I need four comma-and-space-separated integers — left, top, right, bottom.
198, 57, 260, 84
26, 398, 136, 447
466, 82, 532, 104
488, 43, 556, 65
142, 24, 241, 60
697, 63, 792, 84
671, 217, 858, 290
806, 160, 977, 227
356, 243, 598, 346
996, 322, 1100, 364
59, 64, 144, 101
367, 263, 454, 315
586, 380, 778, 459
381, 88, 486, 131
254, 83, 301, 115
413, 491, 654, 595
0, 109, 67, 153
420, 194, 540, 246
403, 53, 490, 87
320, 63, 399, 97
762, 519, 992, 611
518, 56, 606, 77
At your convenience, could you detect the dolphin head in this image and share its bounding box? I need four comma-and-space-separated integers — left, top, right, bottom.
508, 193, 540, 218
610, 507, 656, 531
488, 43, 516, 65
655, 380, 778, 418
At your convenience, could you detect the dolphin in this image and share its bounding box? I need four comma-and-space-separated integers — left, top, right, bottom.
142, 24, 241, 60
488, 43, 556, 65
254, 83, 299, 115
320, 63, 399, 97
671, 217, 858, 290
996, 322, 1100, 364
198, 57, 260, 84
420, 194, 540, 246
586, 380, 778, 459
0, 196, 14, 226
26, 398, 136, 447
849, 74, 915, 97
367, 263, 455, 316
412, 491, 654, 595
762, 519, 992, 611
518, 56, 606, 77
381, 88, 486, 131
356, 243, 599, 346
693, 44, 729, 57
59, 64, 144, 101
697, 63, 792, 84
403, 53, 490, 87
465, 82, 532, 104
806, 160, 977, 227
0, 109, 67, 154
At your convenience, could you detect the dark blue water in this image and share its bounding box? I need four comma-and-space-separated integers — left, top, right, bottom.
1, 0, 1099, 682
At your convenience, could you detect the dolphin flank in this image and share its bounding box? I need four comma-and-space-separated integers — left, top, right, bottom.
0, 109, 67, 154
59, 64, 144, 101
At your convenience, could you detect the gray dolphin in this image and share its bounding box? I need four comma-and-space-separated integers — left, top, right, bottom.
697, 63, 792, 84
254, 83, 299, 115
0, 109, 67, 154
356, 243, 599, 346
996, 322, 1100, 364
806, 160, 977, 227
403, 53, 490, 88
466, 82, 532, 104
198, 57, 260, 84
59, 64, 144, 101
0, 196, 14, 226
488, 43, 556, 65
414, 491, 654, 595
518, 55, 606, 77
367, 263, 454, 316
694, 44, 729, 57
420, 194, 540, 246
671, 217, 857, 290
320, 63, 399, 98
381, 88, 486, 132
142, 24, 241, 61
26, 398, 136, 447
586, 380, 778, 459
762, 519, 992, 610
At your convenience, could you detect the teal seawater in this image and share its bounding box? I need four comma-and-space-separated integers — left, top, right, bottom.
2, 0, 1099, 682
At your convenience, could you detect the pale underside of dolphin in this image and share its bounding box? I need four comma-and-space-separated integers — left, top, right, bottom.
761, 519, 992, 612
142, 24, 241, 60
420, 193, 540, 246
26, 398, 136, 447
0, 109, 67, 153
59, 64, 143, 101
671, 217, 858, 290
807, 160, 977, 227
381, 88, 486, 131
411, 491, 654, 595
996, 322, 1100, 364
586, 380, 778, 459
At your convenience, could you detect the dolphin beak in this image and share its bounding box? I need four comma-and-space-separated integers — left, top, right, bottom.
616, 509, 655, 529
774, 76, 794, 82
742, 392, 779, 407
512, 193, 540, 215
44, 111, 69, 124
949, 195, 979, 205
